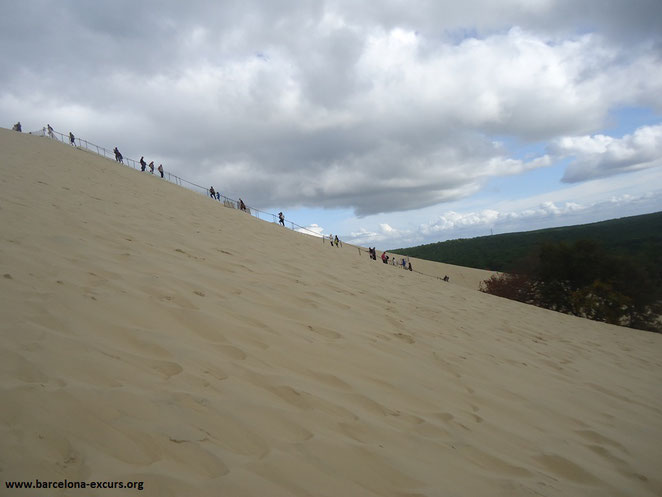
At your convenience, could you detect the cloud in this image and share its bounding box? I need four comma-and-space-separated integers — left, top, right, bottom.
1, 1, 661, 218
346, 223, 406, 245
554, 125, 662, 182
357, 188, 661, 249
295, 223, 325, 238
428, 193, 660, 237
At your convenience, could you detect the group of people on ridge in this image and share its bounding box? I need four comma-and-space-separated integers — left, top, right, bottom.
328, 234, 341, 247
139, 156, 164, 177
367, 247, 412, 271
209, 186, 249, 213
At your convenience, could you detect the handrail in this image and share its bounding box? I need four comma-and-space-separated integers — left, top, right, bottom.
21, 126, 466, 284
30, 126, 344, 242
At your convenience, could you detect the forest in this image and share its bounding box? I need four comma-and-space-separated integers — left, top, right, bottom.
392, 212, 662, 332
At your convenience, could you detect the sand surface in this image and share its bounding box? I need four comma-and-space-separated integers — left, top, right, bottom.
1, 127, 662, 496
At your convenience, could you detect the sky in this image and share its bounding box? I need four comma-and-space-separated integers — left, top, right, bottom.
2, 0, 661, 250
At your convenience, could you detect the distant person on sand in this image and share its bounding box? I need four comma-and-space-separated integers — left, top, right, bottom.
209, 186, 216, 198
381, 252, 388, 263
408, 262, 412, 271
402, 258, 407, 269
47, 124, 54, 138
278, 212, 285, 226
443, 275, 449, 282
12, 122, 21, 132
69, 132, 75, 146
334, 235, 340, 247
148, 161, 155, 174
239, 198, 247, 211
329, 234, 334, 246
158, 164, 164, 178
140, 156, 146, 171
113, 147, 123, 163
216, 191, 220, 201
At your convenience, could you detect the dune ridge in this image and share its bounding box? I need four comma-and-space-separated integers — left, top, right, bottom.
1, 128, 662, 496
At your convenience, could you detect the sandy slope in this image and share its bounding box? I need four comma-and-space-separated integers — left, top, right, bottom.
1, 127, 661, 497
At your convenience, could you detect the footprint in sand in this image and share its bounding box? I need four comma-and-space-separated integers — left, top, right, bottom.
464, 447, 532, 477
307, 325, 342, 339
393, 332, 415, 344
534, 453, 599, 484
586, 445, 648, 481
575, 430, 628, 453
436, 412, 455, 423
203, 366, 228, 381
150, 360, 183, 378
218, 344, 247, 360
309, 370, 351, 390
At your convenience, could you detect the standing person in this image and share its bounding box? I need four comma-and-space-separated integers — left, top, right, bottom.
334, 235, 339, 247
278, 212, 285, 226
216, 191, 220, 201
401, 258, 407, 269
157, 164, 164, 178
69, 132, 75, 146
209, 186, 216, 198
47, 124, 54, 138
239, 198, 247, 211
408, 262, 412, 271
329, 234, 334, 246
13, 122, 21, 132
113, 147, 123, 163
148, 161, 155, 174
140, 157, 146, 171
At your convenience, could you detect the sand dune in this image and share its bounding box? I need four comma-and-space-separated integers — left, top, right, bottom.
1, 127, 662, 496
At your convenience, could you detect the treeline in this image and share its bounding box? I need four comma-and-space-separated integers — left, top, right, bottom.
390, 211, 662, 272
479, 239, 662, 333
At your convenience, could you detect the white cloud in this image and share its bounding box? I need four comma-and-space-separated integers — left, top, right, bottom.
1, 1, 661, 219
419, 191, 660, 241
295, 223, 325, 238
346, 168, 662, 249
553, 124, 662, 182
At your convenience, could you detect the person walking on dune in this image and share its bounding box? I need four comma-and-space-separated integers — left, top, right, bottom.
47, 124, 54, 138
69, 132, 75, 146
148, 161, 155, 174
113, 147, 123, 164
140, 157, 146, 172
279, 212, 285, 226
158, 164, 164, 178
